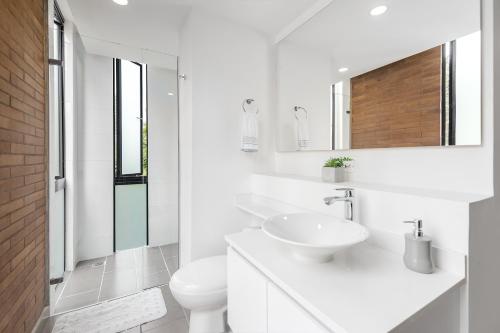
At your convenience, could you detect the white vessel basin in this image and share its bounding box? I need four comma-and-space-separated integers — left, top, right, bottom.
262, 213, 369, 263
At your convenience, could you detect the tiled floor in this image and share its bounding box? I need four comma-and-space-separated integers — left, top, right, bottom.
54, 243, 180, 314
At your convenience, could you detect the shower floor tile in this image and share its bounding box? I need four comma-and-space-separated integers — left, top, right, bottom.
54, 243, 180, 315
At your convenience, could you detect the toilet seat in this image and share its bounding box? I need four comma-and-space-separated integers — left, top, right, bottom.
170, 255, 227, 295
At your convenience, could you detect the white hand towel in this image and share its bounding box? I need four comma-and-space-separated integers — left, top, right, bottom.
241, 111, 258, 152
296, 111, 310, 150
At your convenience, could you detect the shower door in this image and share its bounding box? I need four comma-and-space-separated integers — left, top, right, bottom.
136, 63, 180, 289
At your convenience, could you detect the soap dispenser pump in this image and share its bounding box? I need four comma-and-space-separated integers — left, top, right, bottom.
403, 219, 434, 274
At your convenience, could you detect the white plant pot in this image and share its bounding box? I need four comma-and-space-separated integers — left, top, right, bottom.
322, 167, 346, 183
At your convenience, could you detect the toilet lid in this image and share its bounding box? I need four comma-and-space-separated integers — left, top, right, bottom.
170, 255, 227, 294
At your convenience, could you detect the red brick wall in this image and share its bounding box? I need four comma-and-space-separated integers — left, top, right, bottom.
0, 0, 48, 331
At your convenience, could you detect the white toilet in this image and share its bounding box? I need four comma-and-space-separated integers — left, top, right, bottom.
170, 255, 228, 333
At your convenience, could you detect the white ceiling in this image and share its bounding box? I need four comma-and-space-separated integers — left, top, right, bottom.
285, 0, 481, 79
65, 0, 191, 57
189, 0, 320, 37
64, 0, 320, 59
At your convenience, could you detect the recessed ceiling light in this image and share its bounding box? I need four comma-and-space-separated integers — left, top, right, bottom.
113, 0, 128, 5
338, 67, 349, 73
370, 5, 388, 16
168, 92, 174, 96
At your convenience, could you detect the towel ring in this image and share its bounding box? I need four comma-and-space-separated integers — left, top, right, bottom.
294, 106, 308, 120
242, 98, 259, 114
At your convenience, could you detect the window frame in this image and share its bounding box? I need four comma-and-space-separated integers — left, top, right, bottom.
114, 58, 146, 178
50, 1, 65, 179
112, 58, 149, 252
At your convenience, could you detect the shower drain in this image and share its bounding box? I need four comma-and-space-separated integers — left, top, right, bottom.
91, 261, 106, 268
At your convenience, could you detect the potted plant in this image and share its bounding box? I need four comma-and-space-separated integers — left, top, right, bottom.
322, 156, 353, 183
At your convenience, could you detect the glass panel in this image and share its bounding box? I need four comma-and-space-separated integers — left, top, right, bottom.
115, 184, 147, 251
51, 65, 61, 177
49, 17, 65, 281
139, 64, 180, 289
120, 60, 142, 175
52, 24, 62, 61
49, 190, 65, 279
455, 31, 481, 145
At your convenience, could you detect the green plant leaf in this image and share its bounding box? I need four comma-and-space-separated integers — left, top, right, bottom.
323, 156, 353, 168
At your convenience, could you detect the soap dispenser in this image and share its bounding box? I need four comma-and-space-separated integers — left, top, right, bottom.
402, 219, 434, 274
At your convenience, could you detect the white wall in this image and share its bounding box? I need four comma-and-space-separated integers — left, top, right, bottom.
467, 0, 500, 331
178, 16, 194, 266
148, 67, 179, 247
251, 174, 472, 255
77, 53, 114, 261
277, 41, 333, 151
274, 10, 493, 196
179, 10, 275, 264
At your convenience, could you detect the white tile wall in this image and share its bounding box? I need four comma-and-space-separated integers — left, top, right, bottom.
251, 174, 472, 255
77, 54, 114, 261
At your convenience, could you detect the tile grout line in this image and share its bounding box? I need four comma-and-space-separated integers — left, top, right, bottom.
54, 270, 73, 309
96, 258, 107, 302
57, 288, 101, 299
159, 246, 172, 277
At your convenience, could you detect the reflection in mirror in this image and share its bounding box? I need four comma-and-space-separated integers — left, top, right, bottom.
276, 0, 481, 152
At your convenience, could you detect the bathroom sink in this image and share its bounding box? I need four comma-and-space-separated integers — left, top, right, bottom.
262, 213, 369, 263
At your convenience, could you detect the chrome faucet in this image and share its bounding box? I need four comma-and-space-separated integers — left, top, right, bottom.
324, 188, 354, 221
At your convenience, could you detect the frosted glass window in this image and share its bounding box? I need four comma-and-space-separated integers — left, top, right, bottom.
115, 184, 147, 251
120, 60, 143, 175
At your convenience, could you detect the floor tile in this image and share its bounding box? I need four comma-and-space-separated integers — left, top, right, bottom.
141, 285, 188, 331
53, 279, 66, 303
141, 269, 170, 289
63, 267, 104, 296
40, 315, 60, 333
139, 260, 167, 275
165, 257, 179, 276
160, 243, 178, 259
135, 246, 162, 257
105, 251, 136, 273
56, 245, 177, 314
136, 249, 167, 275
99, 268, 139, 301
142, 317, 189, 333
54, 289, 99, 314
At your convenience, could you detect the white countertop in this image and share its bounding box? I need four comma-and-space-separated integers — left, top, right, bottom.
235, 193, 306, 220
225, 230, 465, 333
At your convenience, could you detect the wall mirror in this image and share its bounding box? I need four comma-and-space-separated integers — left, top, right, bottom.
276, 0, 481, 152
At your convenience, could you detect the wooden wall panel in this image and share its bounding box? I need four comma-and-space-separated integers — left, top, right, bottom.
0, 0, 48, 331
351, 46, 442, 148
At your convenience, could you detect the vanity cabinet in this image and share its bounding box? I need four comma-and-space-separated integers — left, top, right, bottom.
227, 247, 268, 333
268, 283, 330, 333
228, 247, 331, 333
